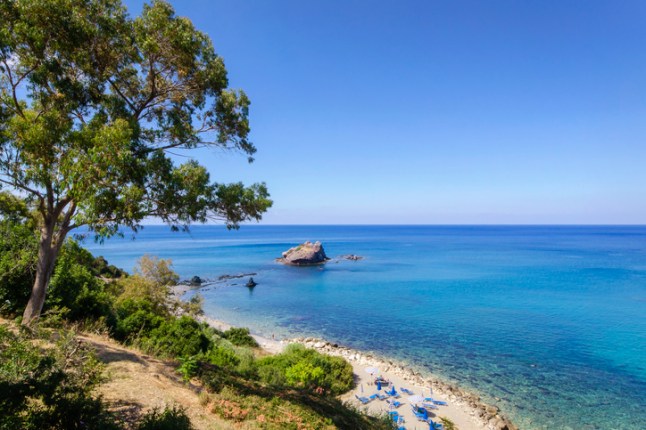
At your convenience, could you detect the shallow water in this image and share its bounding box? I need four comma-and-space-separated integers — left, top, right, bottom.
85, 225, 646, 429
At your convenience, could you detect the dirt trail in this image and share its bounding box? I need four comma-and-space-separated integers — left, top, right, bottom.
79, 333, 230, 430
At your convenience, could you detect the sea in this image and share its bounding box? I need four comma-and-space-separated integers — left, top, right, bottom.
83, 225, 646, 430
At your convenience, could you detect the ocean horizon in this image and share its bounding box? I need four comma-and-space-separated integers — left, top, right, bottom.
84, 224, 646, 429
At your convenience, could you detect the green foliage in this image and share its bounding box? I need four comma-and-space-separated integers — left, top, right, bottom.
440, 416, 457, 430
1, 0, 271, 324
0, 219, 37, 314
136, 405, 193, 430
135, 255, 179, 287
177, 356, 199, 381
47, 241, 116, 324
285, 361, 325, 387
114, 298, 165, 341
92, 256, 126, 278
0, 325, 121, 430
141, 316, 212, 358
256, 344, 354, 395
222, 327, 258, 347
201, 345, 241, 369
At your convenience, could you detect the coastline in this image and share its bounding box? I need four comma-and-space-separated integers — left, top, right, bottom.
198, 313, 516, 430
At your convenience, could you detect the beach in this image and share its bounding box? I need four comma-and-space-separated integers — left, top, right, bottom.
199, 314, 515, 430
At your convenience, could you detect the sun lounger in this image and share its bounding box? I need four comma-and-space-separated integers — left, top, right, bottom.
422, 401, 439, 410
411, 405, 428, 421
401, 387, 414, 395
376, 393, 389, 400
424, 397, 447, 405
429, 420, 445, 430
387, 399, 403, 408
368, 393, 379, 400
355, 394, 371, 404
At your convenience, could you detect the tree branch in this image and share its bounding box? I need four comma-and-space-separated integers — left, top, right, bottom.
1, 58, 26, 118
107, 78, 137, 113
0, 177, 45, 201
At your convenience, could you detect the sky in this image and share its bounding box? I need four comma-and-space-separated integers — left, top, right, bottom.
125, 0, 646, 224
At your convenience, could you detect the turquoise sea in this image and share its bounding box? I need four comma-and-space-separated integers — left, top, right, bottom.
84, 225, 646, 429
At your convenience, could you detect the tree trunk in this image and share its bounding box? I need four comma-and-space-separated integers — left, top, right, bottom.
21, 224, 62, 326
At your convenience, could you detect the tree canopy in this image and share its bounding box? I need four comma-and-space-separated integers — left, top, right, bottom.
0, 0, 272, 324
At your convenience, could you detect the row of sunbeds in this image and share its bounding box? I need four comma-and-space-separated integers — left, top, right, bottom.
354, 385, 447, 430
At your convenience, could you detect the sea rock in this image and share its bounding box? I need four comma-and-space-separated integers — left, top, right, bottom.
246, 277, 257, 288
190, 275, 202, 286
279, 241, 329, 265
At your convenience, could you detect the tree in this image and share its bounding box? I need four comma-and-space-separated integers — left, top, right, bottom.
0, 0, 272, 325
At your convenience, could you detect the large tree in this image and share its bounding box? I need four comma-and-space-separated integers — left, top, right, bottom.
0, 0, 272, 325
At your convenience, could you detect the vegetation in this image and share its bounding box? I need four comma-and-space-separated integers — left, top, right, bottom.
0, 0, 272, 325
222, 326, 259, 347
441, 416, 457, 430
0, 325, 119, 430
0, 192, 392, 429
136, 406, 193, 430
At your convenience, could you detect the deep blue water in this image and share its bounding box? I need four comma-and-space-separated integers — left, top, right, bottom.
84, 225, 646, 429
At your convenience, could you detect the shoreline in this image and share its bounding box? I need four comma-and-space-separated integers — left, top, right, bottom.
198, 313, 516, 430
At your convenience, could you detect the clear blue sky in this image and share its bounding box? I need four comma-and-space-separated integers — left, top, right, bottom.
126, 0, 646, 224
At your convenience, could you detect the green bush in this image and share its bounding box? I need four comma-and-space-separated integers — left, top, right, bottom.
141, 316, 212, 358
222, 327, 259, 347
47, 243, 116, 324
136, 405, 193, 430
256, 344, 354, 395
0, 221, 37, 315
0, 325, 121, 430
202, 345, 240, 369
114, 298, 165, 341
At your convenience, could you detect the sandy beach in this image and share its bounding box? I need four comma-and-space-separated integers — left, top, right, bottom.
199, 314, 515, 430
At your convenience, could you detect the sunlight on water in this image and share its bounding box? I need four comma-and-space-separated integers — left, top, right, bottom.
86, 225, 646, 429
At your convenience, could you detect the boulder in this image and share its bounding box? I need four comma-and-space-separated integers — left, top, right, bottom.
279, 241, 329, 265
190, 275, 202, 286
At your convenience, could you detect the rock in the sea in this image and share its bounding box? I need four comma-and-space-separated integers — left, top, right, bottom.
246, 277, 257, 288
190, 275, 202, 286
279, 241, 329, 265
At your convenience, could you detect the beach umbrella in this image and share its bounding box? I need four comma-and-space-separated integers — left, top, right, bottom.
364, 366, 379, 376
408, 394, 425, 405
360, 383, 364, 393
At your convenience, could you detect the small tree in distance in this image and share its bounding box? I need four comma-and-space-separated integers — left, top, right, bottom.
0, 0, 272, 325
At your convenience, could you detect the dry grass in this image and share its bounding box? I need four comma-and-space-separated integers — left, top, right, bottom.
78, 332, 229, 430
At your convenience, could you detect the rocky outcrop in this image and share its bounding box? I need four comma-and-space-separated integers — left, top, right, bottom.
279, 241, 329, 266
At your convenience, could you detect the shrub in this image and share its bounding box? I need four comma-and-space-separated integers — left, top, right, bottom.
0, 325, 120, 430
256, 344, 354, 395
47, 244, 116, 324
177, 355, 199, 381
136, 405, 193, 430
202, 345, 240, 369
0, 221, 37, 315
141, 316, 212, 358
222, 327, 258, 347
114, 299, 165, 341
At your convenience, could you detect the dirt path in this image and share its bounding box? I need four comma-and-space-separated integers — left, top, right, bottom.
79, 333, 231, 430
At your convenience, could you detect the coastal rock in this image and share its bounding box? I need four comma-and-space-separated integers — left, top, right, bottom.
279, 241, 329, 265
246, 277, 257, 288
190, 275, 202, 286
